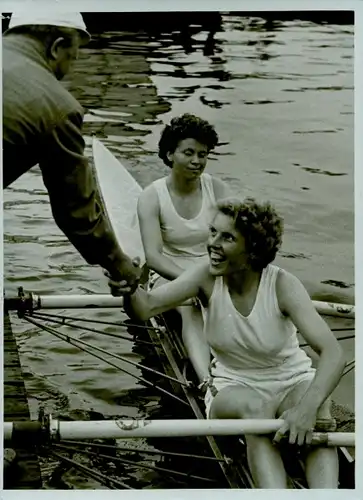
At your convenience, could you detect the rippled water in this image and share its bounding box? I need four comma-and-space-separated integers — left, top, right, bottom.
3, 15, 354, 487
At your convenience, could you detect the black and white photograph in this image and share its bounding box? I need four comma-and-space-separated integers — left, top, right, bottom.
2, 3, 356, 494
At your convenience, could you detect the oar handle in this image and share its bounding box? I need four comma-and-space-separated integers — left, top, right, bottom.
3, 418, 355, 447
3, 292, 355, 318
313, 300, 355, 319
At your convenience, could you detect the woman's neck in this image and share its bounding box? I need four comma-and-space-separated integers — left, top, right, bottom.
225, 268, 262, 295
168, 170, 201, 195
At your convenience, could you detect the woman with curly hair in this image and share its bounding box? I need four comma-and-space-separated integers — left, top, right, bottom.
110, 197, 345, 489
137, 113, 229, 382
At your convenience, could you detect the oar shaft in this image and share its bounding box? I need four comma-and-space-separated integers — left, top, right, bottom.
3, 419, 354, 446
38, 294, 125, 309
313, 300, 355, 319
4, 294, 355, 318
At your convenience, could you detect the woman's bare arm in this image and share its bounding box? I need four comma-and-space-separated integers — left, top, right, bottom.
124, 262, 210, 321
277, 269, 346, 412
211, 176, 231, 201
137, 185, 185, 281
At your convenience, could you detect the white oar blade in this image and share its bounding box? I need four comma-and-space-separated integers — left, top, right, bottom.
92, 137, 145, 266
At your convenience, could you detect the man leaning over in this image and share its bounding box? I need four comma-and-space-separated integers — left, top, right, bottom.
3, 12, 140, 289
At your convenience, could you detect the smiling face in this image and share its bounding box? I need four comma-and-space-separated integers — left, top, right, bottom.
167, 138, 209, 179
207, 212, 249, 276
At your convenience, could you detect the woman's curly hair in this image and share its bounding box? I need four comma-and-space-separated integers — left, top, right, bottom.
158, 113, 219, 168
216, 197, 284, 271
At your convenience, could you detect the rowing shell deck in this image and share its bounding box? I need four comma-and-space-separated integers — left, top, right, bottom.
3, 308, 42, 489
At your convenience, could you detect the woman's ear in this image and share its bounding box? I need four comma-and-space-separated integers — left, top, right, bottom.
166, 151, 173, 164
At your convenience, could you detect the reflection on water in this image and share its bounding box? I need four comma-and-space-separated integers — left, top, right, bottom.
3, 14, 354, 488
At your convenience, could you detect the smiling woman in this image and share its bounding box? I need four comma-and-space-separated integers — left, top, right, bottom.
119, 196, 346, 489
208, 198, 283, 275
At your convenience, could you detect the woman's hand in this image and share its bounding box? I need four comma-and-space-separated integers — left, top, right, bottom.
273, 403, 318, 446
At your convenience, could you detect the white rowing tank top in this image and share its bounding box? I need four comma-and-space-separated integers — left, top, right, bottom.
152, 173, 216, 270
205, 264, 313, 379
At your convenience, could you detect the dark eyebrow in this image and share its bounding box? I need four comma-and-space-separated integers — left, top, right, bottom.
183, 147, 208, 154
222, 231, 235, 239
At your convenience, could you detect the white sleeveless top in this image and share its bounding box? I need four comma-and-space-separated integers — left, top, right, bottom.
152, 173, 216, 270
205, 264, 313, 379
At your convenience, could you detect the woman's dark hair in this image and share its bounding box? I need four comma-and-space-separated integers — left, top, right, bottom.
158, 113, 219, 168
216, 197, 284, 271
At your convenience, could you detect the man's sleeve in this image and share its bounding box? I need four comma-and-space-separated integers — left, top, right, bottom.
39, 111, 123, 269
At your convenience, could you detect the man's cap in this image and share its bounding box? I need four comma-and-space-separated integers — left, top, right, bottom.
5, 12, 91, 42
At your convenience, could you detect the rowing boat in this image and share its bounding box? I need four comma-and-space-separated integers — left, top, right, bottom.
3, 139, 355, 489
91, 138, 356, 489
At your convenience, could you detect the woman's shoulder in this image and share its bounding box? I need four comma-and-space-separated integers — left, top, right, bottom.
193, 261, 216, 301
275, 266, 301, 286
207, 175, 230, 201
138, 180, 163, 213
275, 266, 308, 314
146, 176, 167, 190
275, 266, 296, 290
141, 176, 167, 197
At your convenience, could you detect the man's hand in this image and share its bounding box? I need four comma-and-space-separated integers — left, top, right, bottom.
106, 256, 141, 295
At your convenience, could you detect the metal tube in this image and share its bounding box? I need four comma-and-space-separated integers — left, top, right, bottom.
38, 294, 124, 309
2, 419, 355, 446
4, 293, 355, 318
312, 300, 355, 319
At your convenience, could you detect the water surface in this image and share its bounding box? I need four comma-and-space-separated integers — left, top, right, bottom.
3, 15, 354, 487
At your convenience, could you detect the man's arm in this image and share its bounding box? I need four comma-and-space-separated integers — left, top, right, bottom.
39, 111, 140, 285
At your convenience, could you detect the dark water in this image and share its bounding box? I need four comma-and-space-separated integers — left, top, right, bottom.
3, 15, 354, 488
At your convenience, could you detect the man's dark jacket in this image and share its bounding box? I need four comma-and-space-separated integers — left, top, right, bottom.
3, 33, 118, 268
